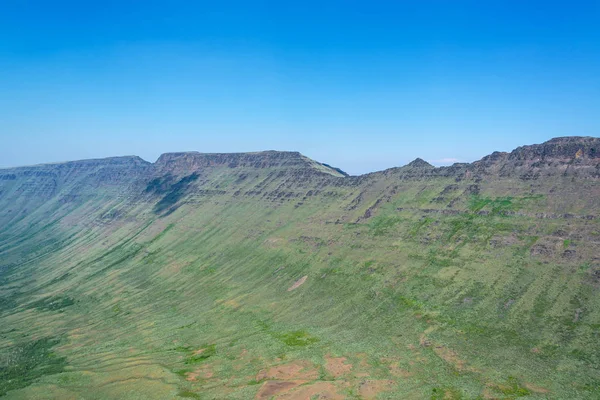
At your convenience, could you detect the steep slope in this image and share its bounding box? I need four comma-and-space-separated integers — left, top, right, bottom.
0, 137, 599, 399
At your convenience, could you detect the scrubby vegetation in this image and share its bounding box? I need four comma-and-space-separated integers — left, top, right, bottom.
0, 338, 67, 396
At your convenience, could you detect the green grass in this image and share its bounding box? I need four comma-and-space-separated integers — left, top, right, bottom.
369, 215, 402, 236
177, 389, 202, 399
492, 377, 532, 397
276, 330, 320, 347
28, 296, 75, 312
184, 344, 216, 365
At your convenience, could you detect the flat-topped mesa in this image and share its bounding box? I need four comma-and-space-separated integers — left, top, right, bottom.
0, 155, 150, 173
0, 156, 153, 207
0, 156, 152, 185
153, 150, 345, 177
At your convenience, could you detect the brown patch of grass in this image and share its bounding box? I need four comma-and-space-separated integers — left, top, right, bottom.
255, 381, 304, 399
324, 355, 352, 378
349, 353, 372, 378
355, 353, 370, 368
433, 345, 467, 371
380, 357, 413, 378
389, 364, 413, 378
263, 237, 285, 248
524, 382, 550, 394
215, 297, 244, 310
287, 276, 308, 291
256, 360, 319, 381
159, 261, 188, 276
186, 364, 214, 382
277, 381, 345, 400
193, 348, 206, 356
481, 386, 495, 399
358, 379, 395, 399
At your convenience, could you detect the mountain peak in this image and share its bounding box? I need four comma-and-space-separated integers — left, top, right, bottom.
406, 158, 434, 168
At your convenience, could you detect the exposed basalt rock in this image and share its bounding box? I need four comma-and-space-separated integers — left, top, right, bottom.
137, 151, 351, 210
530, 244, 554, 257
155, 151, 301, 171
587, 267, 600, 286
439, 184, 460, 195
154, 150, 345, 177
3, 156, 150, 175
0, 156, 152, 192
468, 137, 600, 180
509, 136, 599, 161
0, 156, 154, 229
1, 137, 599, 221
358, 197, 387, 221
321, 163, 349, 176
406, 158, 434, 169
0, 156, 152, 203
563, 249, 577, 259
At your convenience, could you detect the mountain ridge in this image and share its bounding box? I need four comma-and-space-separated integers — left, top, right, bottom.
1, 136, 598, 177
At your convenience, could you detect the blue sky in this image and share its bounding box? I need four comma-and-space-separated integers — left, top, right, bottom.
1, 1, 599, 175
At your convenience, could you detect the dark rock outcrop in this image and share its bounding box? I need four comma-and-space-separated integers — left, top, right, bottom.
406, 158, 434, 169
469, 137, 600, 179
509, 136, 599, 161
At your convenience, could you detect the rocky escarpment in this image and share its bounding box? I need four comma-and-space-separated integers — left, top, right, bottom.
0, 151, 351, 222
1, 137, 599, 222
0, 156, 151, 183
509, 136, 599, 161
470, 136, 600, 179
0, 156, 152, 199
153, 151, 345, 177
370, 137, 600, 182
0, 156, 153, 227
146, 152, 350, 214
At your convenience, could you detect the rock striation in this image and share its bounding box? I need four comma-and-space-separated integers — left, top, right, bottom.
153, 151, 345, 177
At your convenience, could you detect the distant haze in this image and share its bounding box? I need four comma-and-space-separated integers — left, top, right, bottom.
1, 1, 599, 175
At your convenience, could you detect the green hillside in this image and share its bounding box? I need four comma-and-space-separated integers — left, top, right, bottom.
1, 138, 599, 399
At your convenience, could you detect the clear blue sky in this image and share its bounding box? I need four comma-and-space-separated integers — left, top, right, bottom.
1, 1, 599, 174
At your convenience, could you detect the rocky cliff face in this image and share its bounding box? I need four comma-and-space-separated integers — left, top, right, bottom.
0, 156, 152, 201
0, 156, 151, 184
470, 136, 600, 179
357, 137, 600, 183
1, 137, 599, 221
509, 136, 599, 161
154, 150, 345, 177
0, 156, 153, 228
